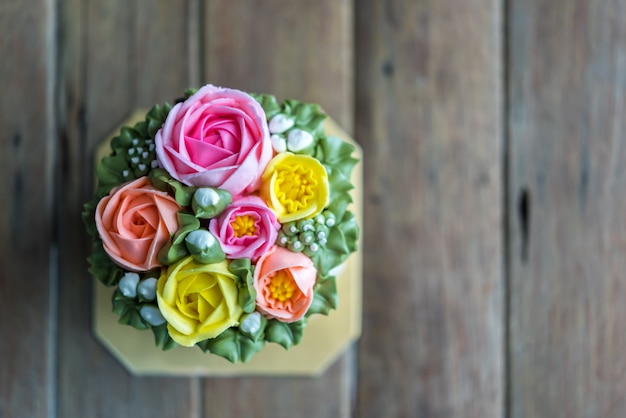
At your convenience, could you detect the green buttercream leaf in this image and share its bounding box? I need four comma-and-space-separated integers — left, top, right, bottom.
133, 121, 150, 139
152, 324, 178, 351
196, 329, 266, 363
315, 135, 356, 165
310, 209, 359, 276
158, 211, 201, 265
184, 88, 198, 98
326, 196, 351, 221
96, 154, 129, 195
92, 102, 171, 197
149, 168, 197, 206
146, 103, 173, 138
251, 93, 281, 119
112, 290, 149, 330
307, 276, 338, 316
82, 198, 99, 238
327, 170, 355, 205
87, 241, 124, 286
326, 225, 350, 255
111, 126, 135, 149
228, 258, 257, 313
264, 319, 306, 349
284, 100, 327, 138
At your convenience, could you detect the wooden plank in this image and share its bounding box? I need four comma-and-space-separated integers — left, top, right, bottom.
508, 1, 626, 416
203, 0, 353, 131
0, 1, 56, 417
55, 1, 200, 416
355, 1, 503, 417
201, 1, 356, 416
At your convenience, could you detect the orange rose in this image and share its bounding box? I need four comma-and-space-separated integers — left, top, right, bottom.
95, 177, 180, 271
253, 246, 316, 322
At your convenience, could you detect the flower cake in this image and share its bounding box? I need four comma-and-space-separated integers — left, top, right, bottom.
84, 85, 360, 364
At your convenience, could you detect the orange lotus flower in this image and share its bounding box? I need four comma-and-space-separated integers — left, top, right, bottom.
253, 246, 317, 322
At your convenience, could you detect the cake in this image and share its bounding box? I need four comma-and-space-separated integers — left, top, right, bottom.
83, 85, 360, 363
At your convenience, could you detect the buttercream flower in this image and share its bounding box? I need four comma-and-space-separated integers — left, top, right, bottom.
260, 153, 329, 223
155, 84, 273, 195
95, 177, 180, 271
208, 195, 280, 262
253, 246, 316, 322
156, 256, 243, 346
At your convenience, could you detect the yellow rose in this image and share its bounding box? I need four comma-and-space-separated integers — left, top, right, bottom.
260, 153, 329, 223
156, 256, 243, 346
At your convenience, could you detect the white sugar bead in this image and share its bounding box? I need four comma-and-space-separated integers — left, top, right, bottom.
194, 188, 220, 207
186, 229, 215, 250
287, 129, 314, 152
269, 114, 295, 134
137, 277, 158, 301
119, 272, 140, 298
240, 312, 262, 334
139, 305, 166, 326
271, 134, 287, 153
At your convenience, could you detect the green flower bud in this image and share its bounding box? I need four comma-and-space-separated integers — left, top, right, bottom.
185, 229, 226, 264
303, 242, 320, 257
192, 187, 232, 219
297, 219, 315, 232
277, 231, 290, 247
288, 240, 304, 252
299, 231, 315, 245
324, 211, 336, 227
315, 224, 329, 239
282, 222, 299, 237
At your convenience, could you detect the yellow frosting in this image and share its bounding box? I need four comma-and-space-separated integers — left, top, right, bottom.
156, 256, 243, 347
260, 153, 329, 223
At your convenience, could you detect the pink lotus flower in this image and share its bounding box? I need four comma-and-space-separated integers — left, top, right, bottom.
208, 195, 280, 262
95, 177, 181, 271
253, 246, 316, 322
155, 84, 273, 196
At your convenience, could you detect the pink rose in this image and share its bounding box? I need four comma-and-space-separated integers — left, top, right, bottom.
155, 84, 273, 195
95, 177, 180, 271
208, 195, 280, 262
253, 246, 316, 322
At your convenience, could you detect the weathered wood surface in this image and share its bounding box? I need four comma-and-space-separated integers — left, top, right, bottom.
54, 1, 199, 417
2, 0, 626, 417
0, 2, 55, 418
508, 1, 626, 417
355, 0, 503, 417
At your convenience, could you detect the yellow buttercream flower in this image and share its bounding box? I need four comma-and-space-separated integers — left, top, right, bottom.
156, 256, 243, 346
260, 153, 329, 223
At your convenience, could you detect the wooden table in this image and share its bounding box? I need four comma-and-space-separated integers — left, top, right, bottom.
2, 1, 625, 417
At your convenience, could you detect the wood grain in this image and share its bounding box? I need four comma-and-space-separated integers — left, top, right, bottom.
201, 1, 356, 416
55, 1, 200, 417
508, 1, 626, 417
355, 0, 504, 417
203, 0, 353, 131
0, 2, 55, 417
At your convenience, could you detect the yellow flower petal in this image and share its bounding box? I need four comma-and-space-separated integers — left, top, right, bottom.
156, 256, 243, 347
261, 153, 329, 223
